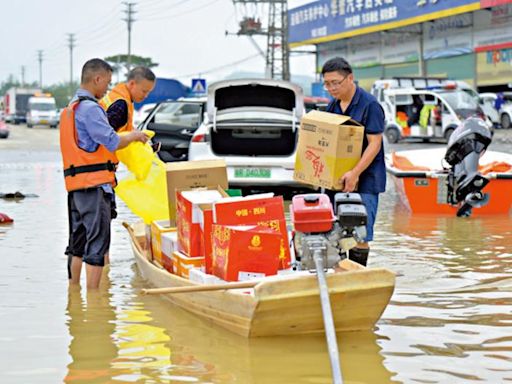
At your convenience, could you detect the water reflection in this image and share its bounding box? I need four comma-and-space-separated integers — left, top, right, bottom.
134, 272, 397, 384
64, 283, 118, 383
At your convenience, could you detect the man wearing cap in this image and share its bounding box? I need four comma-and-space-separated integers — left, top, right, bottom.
321, 57, 386, 266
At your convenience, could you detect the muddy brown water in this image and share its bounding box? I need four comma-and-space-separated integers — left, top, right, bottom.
1, 125, 512, 383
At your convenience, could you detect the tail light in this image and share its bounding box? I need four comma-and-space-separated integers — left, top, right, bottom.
191, 133, 207, 142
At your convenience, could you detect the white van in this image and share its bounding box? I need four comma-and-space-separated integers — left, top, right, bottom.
379, 87, 490, 143
26, 94, 59, 128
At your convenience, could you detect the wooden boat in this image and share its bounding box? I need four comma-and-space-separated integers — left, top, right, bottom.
386, 148, 512, 215
126, 222, 395, 338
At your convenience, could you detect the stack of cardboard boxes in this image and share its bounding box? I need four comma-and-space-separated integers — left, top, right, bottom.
146, 109, 364, 283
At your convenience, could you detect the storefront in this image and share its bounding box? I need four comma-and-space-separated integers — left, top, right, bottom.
288, 0, 512, 92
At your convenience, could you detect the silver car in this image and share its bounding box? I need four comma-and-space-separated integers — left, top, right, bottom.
188, 79, 305, 187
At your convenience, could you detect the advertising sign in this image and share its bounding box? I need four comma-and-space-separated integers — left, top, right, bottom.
289, 0, 480, 46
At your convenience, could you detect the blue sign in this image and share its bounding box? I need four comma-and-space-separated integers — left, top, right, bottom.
288, 0, 480, 45
191, 78, 207, 94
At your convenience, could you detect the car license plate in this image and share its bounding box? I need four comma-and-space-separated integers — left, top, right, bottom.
40, 120, 48, 124
234, 168, 271, 178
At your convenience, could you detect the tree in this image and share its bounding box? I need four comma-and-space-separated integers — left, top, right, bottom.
104, 54, 158, 80
0, 75, 38, 95
44, 82, 80, 108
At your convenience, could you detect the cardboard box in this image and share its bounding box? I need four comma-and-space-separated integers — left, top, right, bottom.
161, 231, 178, 273
173, 251, 205, 278
294, 110, 364, 190
150, 220, 175, 266
176, 186, 227, 257
166, 160, 228, 226
213, 195, 291, 269
211, 224, 281, 282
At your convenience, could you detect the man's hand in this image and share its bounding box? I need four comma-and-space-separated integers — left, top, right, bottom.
116, 130, 150, 150
340, 170, 359, 192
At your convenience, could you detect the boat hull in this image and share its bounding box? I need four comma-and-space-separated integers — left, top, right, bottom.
386, 148, 512, 215
129, 223, 395, 337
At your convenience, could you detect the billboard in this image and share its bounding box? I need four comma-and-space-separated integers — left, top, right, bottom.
288, 0, 480, 46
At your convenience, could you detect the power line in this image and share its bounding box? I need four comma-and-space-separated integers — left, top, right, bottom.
176, 53, 261, 78
141, 0, 220, 22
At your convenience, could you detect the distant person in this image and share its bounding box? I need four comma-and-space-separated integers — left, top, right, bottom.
100, 66, 156, 132
495, 92, 505, 111
321, 57, 386, 266
60, 58, 149, 289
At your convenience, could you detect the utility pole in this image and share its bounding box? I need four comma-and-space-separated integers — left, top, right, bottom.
123, 2, 136, 72
67, 33, 76, 96
231, 1, 290, 80
20, 66, 25, 87
37, 50, 44, 89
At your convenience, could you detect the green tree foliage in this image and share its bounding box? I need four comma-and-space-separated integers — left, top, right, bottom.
0, 75, 38, 95
104, 54, 158, 79
43, 82, 80, 108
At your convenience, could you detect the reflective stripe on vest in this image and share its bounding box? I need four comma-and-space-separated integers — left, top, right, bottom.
59, 100, 118, 192
99, 83, 134, 133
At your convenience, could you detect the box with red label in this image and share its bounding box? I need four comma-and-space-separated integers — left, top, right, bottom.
150, 220, 175, 266
213, 195, 291, 269
173, 251, 205, 278
211, 224, 281, 282
176, 186, 227, 257
199, 205, 215, 274
161, 231, 178, 273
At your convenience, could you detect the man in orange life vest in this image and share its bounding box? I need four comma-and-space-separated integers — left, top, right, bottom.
100, 66, 156, 133
60, 58, 149, 289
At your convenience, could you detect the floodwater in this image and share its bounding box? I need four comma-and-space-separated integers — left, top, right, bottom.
1, 125, 512, 383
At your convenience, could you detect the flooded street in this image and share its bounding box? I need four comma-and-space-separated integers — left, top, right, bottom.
1, 124, 512, 383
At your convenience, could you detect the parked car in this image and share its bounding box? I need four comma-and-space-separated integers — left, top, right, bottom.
479, 92, 512, 129
0, 119, 9, 139
132, 103, 157, 128
188, 79, 305, 187
304, 96, 329, 112
138, 98, 206, 162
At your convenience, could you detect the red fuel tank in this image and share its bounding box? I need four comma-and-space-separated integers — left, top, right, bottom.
290, 194, 335, 233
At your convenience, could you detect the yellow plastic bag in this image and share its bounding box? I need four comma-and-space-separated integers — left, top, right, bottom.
115, 130, 155, 181
115, 157, 169, 224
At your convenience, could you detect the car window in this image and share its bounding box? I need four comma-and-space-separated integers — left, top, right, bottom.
152, 101, 203, 128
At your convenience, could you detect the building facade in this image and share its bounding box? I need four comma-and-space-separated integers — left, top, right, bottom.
288, 0, 512, 92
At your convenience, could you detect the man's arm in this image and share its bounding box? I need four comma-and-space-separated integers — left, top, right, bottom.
340, 133, 382, 192
117, 131, 149, 150
340, 101, 384, 192
106, 100, 128, 131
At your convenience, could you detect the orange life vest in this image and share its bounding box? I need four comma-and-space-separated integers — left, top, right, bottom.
99, 83, 134, 132
60, 98, 118, 192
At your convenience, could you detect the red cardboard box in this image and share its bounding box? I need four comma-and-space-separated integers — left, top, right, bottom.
161, 231, 178, 273
211, 224, 281, 282
213, 195, 291, 269
176, 187, 226, 257
200, 206, 215, 274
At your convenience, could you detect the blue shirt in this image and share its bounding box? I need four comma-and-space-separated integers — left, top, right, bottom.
327, 86, 386, 194
72, 89, 121, 194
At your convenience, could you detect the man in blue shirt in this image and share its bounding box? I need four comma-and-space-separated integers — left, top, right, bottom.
322, 57, 386, 266
63, 58, 149, 289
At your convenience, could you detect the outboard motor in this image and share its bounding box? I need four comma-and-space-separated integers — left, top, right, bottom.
291, 193, 367, 270
444, 117, 493, 217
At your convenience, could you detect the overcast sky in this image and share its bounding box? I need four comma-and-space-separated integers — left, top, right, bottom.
0, 0, 314, 88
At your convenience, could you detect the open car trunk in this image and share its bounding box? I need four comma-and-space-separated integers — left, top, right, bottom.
211, 122, 297, 156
